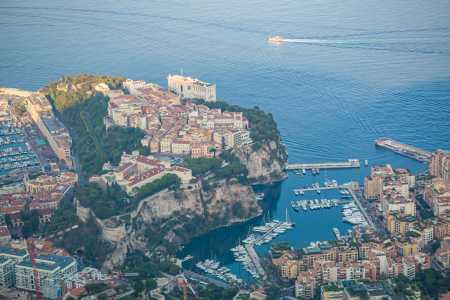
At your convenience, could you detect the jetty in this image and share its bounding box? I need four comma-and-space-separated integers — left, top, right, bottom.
244, 244, 267, 280
286, 159, 360, 170
347, 187, 376, 230
293, 181, 357, 194
375, 138, 432, 162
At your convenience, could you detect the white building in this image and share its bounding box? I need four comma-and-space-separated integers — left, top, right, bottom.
0, 247, 28, 288
168, 74, 216, 102
233, 130, 252, 147
15, 253, 77, 299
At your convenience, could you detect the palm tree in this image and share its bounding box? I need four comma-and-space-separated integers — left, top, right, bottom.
208, 146, 217, 158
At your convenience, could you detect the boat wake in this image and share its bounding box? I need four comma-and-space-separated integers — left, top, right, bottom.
268, 33, 450, 55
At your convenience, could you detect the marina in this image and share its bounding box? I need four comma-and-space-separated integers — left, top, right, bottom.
231, 217, 294, 280
292, 179, 342, 194
195, 259, 243, 285
286, 159, 360, 170
291, 198, 343, 212
375, 138, 432, 162
0, 121, 39, 175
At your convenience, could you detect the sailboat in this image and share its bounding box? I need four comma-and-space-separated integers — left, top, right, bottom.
285, 208, 295, 227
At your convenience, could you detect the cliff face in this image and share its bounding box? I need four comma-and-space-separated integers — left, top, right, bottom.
100, 179, 260, 271
235, 140, 288, 185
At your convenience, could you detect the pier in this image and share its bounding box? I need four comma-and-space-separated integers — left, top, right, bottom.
294, 185, 339, 194
286, 159, 360, 170
347, 187, 376, 230
244, 244, 267, 280
293, 181, 357, 194
375, 138, 432, 162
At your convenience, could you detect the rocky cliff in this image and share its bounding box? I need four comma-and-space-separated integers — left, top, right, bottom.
100, 179, 260, 271
235, 140, 288, 184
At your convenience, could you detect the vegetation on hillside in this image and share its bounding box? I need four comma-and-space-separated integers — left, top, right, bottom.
134, 173, 181, 202
184, 157, 222, 176
392, 269, 450, 299
55, 216, 113, 267
43, 74, 124, 111
43, 194, 79, 234
184, 151, 247, 183
76, 183, 129, 219
57, 94, 146, 177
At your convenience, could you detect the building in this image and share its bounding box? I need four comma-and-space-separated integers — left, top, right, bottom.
364, 165, 394, 200
98, 152, 192, 194
233, 130, 252, 147
295, 270, 316, 299
168, 74, 216, 102
26, 94, 73, 167
171, 139, 191, 155
15, 253, 77, 299
321, 284, 345, 300
401, 257, 416, 280
191, 142, 214, 158
65, 267, 109, 289
424, 179, 450, 217
382, 194, 416, 219
0, 226, 11, 246
433, 240, 450, 270
386, 214, 416, 236
430, 150, 450, 180
0, 247, 28, 288
364, 175, 383, 200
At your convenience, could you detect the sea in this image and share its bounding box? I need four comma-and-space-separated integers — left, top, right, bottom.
1, 0, 449, 283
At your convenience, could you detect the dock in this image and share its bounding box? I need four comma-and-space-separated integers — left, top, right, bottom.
347, 187, 376, 230
286, 159, 360, 170
293, 182, 360, 194
294, 185, 338, 194
375, 138, 432, 162
244, 244, 267, 280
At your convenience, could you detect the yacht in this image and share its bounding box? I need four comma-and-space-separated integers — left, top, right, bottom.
268, 36, 284, 44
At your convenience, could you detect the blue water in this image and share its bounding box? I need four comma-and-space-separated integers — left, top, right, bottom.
1, 0, 450, 282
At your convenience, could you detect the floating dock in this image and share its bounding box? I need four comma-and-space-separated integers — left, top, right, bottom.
375, 138, 432, 162
286, 159, 360, 170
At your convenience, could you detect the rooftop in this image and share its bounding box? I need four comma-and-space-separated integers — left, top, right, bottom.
17, 253, 75, 272
0, 246, 28, 258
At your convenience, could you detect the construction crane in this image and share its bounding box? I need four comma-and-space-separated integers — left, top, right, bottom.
177, 278, 188, 300
177, 273, 198, 300
26, 238, 42, 300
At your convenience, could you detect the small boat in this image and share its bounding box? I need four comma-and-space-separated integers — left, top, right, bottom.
268, 36, 283, 44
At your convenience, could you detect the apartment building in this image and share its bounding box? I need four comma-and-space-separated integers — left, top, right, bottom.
430, 149, 450, 180
424, 179, 450, 217
0, 247, 28, 288
15, 253, 77, 299
26, 94, 73, 167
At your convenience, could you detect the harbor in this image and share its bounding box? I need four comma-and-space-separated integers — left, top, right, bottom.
231, 218, 294, 280
375, 138, 432, 162
180, 151, 427, 285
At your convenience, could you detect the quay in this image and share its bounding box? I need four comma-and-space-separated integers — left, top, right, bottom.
184, 270, 231, 289
244, 244, 267, 280
294, 185, 339, 194
293, 181, 358, 194
286, 159, 360, 170
375, 138, 432, 162
347, 187, 376, 230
